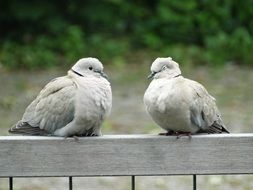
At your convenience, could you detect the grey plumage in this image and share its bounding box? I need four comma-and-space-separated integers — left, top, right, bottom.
9, 58, 112, 137
144, 57, 229, 134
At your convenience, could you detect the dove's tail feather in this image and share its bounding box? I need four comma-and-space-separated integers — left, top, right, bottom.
9, 121, 49, 136
207, 122, 230, 134
220, 125, 230, 134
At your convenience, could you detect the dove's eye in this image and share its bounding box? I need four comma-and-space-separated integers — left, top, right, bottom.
89, 66, 93, 70
162, 65, 167, 70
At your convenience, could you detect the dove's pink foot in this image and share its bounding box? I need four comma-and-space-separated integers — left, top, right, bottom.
159, 131, 192, 139
159, 130, 176, 136
175, 131, 192, 139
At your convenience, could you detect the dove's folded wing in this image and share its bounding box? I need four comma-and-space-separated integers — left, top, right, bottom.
189, 80, 229, 134
9, 76, 77, 135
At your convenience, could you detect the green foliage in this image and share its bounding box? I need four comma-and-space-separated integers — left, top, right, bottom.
60, 26, 86, 62
205, 28, 253, 65
0, 0, 253, 69
0, 25, 87, 69
1, 41, 55, 69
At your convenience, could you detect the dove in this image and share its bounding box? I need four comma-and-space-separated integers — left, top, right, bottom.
143, 57, 229, 136
9, 57, 112, 137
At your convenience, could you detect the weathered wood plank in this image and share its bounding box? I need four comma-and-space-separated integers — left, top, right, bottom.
0, 134, 252, 177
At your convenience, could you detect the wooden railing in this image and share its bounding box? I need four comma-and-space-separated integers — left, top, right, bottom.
0, 134, 253, 190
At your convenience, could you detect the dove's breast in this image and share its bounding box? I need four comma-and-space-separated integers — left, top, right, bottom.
74, 77, 112, 125
144, 77, 198, 133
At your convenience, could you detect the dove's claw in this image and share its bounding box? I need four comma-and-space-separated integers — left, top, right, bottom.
73, 136, 79, 141
159, 130, 175, 136
159, 131, 192, 139
175, 132, 192, 139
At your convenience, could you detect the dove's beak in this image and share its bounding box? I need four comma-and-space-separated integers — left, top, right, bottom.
148, 71, 157, 79
95, 70, 108, 79
100, 71, 108, 79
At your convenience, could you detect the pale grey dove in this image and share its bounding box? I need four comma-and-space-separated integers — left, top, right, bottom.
144, 57, 229, 135
9, 58, 112, 137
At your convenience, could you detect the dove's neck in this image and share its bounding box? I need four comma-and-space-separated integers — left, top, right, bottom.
154, 67, 182, 79
172, 74, 182, 78
71, 69, 84, 77
167, 68, 182, 79
162, 73, 182, 80
68, 70, 92, 78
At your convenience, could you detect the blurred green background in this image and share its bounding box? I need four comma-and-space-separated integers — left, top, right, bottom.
1, 0, 253, 69
1, 1, 253, 190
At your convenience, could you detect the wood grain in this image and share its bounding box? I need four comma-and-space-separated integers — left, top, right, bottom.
0, 134, 252, 177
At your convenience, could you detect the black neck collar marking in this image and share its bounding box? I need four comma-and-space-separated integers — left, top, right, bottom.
71, 69, 84, 77
173, 74, 182, 78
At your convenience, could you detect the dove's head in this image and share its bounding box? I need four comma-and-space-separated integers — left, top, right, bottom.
148, 57, 182, 79
71, 57, 108, 79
